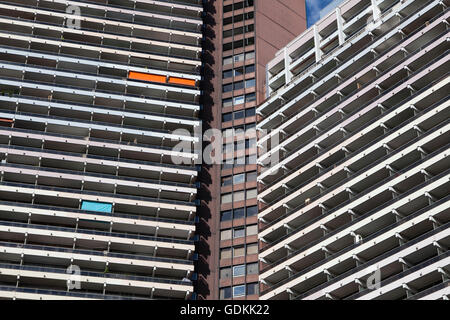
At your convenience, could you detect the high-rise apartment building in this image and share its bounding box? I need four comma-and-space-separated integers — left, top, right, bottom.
0, 0, 203, 300
257, 0, 449, 300
0, 0, 308, 301
197, 0, 306, 300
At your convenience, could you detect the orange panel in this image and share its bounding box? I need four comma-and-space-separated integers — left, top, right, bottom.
168, 77, 196, 87
128, 71, 166, 83
0, 118, 13, 123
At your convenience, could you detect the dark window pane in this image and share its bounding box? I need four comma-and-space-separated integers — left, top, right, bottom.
222, 113, 232, 122
221, 210, 233, 221
233, 208, 245, 219
245, 108, 255, 117
246, 206, 258, 217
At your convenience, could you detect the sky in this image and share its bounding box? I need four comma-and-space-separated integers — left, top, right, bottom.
306, 0, 337, 27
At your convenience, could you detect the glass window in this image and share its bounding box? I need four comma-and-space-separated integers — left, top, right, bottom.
220, 210, 233, 221
245, 93, 256, 103
222, 113, 232, 122
247, 154, 257, 165
245, 78, 256, 88
223, 83, 233, 93
220, 248, 232, 260
223, 98, 233, 108
246, 138, 257, 149
246, 206, 258, 217
246, 224, 258, 236
220, 267, 232, 279
246, 189, 257, 200
223, 42, 233, 51
234, 1, 244, 10
245, 64, 255, 73
245, 108, 256, 117
247, 263, 258, 275
233, 265, 245, 277
224, 4, 233, 12
233, 95, 244, 105
221, 229, 232, 240
234, 66, 244, 77
247, 243, 258, 255
234, 110, 245, 120
236, 140, 245, 151
223, 16, 233, 25
233, 173, 245, 184
233, 227, 245, 239
233, 285, 246, 297
245, 37, 255, 46
223, 70, 233, 79
234, 81, 244, 91
220, 287, 232, 299
221, 193, 232, 204
221, 176, 232, 186
233, 207, 245, 219
245, 51, 255, 60
233, 246, 245, 257
223, 56, 233, 65
223, 29, 233, 38
246, 171, 257, 182
234, 190, 245, 202
247, 283, 259, 296
234, 53, 244, 62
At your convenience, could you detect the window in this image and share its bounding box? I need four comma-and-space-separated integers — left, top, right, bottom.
234, 190, 245, 202
247, 283, 259, 296
233, 95, 244, 105
234, 110, 245, 120
220, 248, 232, 260
247, 243, 258, 255
221, 176, 233, 186
233, 264, 245, 277
223, 42, 233, 51
221, 229, 232, 240
223, 56, 233, 65
220, 267, 232, 279
233, 246, 245, 257
223, 70, 233, 79
220, 210, 232, 221
246, 93, 256, 103
233, 227, 245, 239
247, 263, 258, 275
223, 29, 233, 38
222, 113, 232, 123
233, 285, 246, 297
246, 171, 257, 182
221, 193, 232, 204
223, 98, 233, 108
81, 201, 112, 213
245, 108, 256, 117
245, 64, 255, 73
246, 206, 258, 217
246, 138, 256, 149
223, 4, 233, 12
247, 154, 257, 165
234, 53, 245, 63
245, 51, 255, 60
246, 189, 257, 200
234, 66, 244, 77
245, 78, 256, 88
233, 173, 245, 184
220, 287, 232, 299
233, 207, 245, 219
246, 224, 258, 236
234, 81, 244, 91
223, 83, 233, 93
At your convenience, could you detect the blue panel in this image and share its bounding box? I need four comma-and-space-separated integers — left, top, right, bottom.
81, 201, 112, 213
